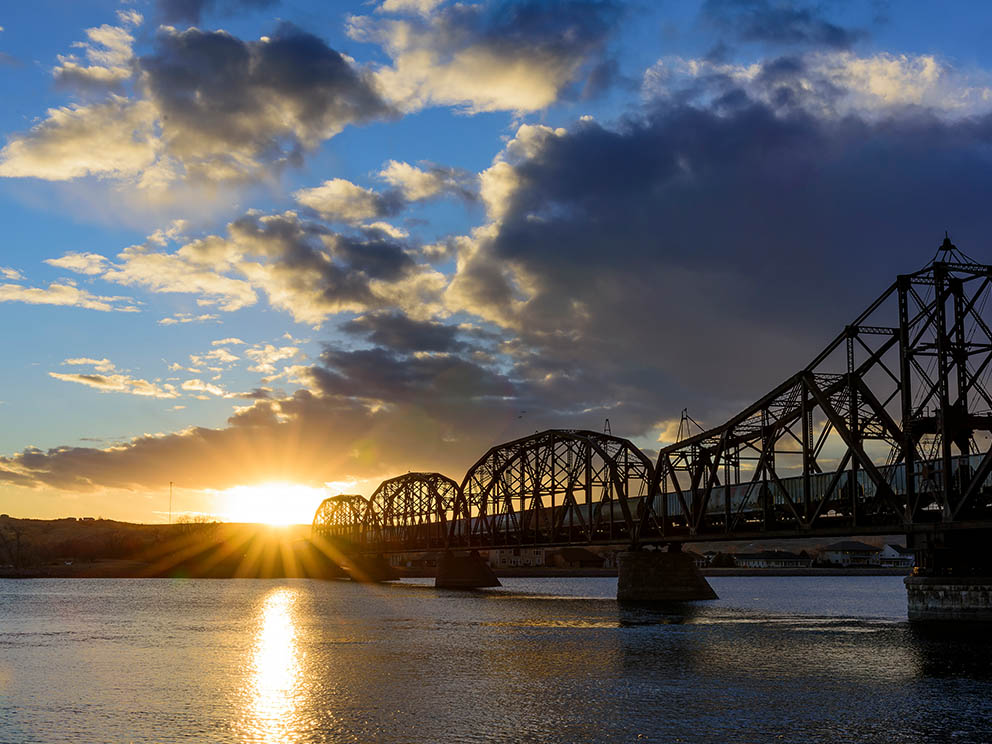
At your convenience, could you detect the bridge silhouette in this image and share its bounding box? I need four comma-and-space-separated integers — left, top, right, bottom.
312, 240, 992, 621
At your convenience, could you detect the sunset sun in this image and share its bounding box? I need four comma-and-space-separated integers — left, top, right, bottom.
219, 483, 327, 526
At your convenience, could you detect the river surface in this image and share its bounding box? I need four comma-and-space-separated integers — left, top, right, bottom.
1, 576, 991, 743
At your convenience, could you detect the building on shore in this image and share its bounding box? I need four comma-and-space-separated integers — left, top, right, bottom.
879, 544, 915, 568
733, 550, 811, 569
820, 541, 882, 567
487, 547, 545, 568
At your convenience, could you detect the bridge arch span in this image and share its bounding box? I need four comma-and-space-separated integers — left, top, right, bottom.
364, 472, 465, 551
311, 494, 368, 542
456, 429, 654, 547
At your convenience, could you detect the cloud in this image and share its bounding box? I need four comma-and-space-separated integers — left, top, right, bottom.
441, 87, 992, 434
701, 0, 866, 49
155, 0, 278, 24
181, 378, 229, 397
348, 0, 623, 113
49, 372, 178, 398
244, 343, 301, 374
103, 244, 257, 312
0, 24, 392, 186
0, 98, 159, 181
644, 51, 992, 119
63, 357, 117, 374
190, 348, 240, 365
49, 209, 444, 326
0, 281, 138, 312
44, 252, 110, 275
53, 11, 142, 92
340, 311, 463, 352
378, 159, 477, 201
0, 267, 23, 280
212, 337, 246, 346
292, 178, 402, 223
158, 312, 220, 325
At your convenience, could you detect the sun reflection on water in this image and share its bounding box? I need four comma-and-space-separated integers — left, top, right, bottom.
240, 587, 305, 743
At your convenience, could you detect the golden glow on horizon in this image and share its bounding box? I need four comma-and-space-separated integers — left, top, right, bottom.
220, 482, 327, 525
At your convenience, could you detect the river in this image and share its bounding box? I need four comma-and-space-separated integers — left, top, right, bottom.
1, 576, 990, 743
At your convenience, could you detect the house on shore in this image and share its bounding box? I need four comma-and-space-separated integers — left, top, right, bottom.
820, 541, 882, 566
734, 550, 811, 569
487, 547, 545, 568
880, 544, 915, 568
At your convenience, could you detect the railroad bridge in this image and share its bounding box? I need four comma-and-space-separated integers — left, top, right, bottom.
312, 241, 992, 621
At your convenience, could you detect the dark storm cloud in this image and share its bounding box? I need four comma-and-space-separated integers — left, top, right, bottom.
701, 0, 866, 49
156, 0, 278, 25
340, 312, 464, 353
311, 347, 511, 403
454, 69, 992, 432
140, 23, 393, 179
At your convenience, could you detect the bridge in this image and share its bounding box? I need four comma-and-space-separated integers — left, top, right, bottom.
311, 239, 992, 621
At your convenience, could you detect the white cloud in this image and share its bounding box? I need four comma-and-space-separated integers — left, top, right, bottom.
63, 357, 116, 374
293, 178, 392, 222
190, 348, 239, 365
377, 0, 445, 15
45, 252, 109, 275
0, 281, 138, 312
158, 313, 220, 325
244, 344, 302, 374
0, 98, 158, 181
54, 18, 137, 90
49, 371, 177, 398
212, 337, 246, 346
364, 221, 409, 239
643, 51, 992, 118
348, 3, 617, 114
0, 267, 23, 280
103, 244, 256, 312
181, 378, 229, 397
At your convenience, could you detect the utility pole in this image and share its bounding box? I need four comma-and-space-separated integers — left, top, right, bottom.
169, 481, 173, 525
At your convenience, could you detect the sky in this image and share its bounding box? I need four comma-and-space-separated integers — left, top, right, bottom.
2, 0, 992, 524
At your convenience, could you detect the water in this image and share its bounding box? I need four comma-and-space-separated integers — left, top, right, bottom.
1, 576, 991, 743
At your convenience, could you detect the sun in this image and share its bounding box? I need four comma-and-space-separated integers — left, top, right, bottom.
220, 482, 327, 526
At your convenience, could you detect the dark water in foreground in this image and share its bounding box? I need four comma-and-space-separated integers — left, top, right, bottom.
1, 577, 991, 743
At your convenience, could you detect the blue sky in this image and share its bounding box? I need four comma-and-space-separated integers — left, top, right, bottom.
3, 0, 992, 523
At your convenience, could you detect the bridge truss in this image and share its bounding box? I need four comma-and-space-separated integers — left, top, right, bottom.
313, 245, 992, 557
453, 430, 653, 548
644, 245, 992, 542
363, 472, 463, 551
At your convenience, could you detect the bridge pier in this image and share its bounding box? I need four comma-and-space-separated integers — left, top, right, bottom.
617, 546, 717, 603
435, 550, 501, 589
905, 530, 992, 623
344, 553, 399, 583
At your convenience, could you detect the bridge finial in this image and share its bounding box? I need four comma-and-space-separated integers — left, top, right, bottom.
940, 231, 956, 253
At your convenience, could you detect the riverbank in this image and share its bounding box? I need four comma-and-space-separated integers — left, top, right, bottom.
0, 561, 912, 579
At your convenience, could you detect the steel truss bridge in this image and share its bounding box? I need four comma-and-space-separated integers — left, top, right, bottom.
314, 247, 992, 570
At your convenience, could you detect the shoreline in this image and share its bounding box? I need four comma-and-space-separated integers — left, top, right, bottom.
0, 561, 911, 579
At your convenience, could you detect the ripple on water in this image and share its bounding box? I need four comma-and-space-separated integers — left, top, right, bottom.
0, 576, 990, 743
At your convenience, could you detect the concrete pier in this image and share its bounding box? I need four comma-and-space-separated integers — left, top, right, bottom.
617, 548, 717, 603
435, 550, 501, 589
905, 576, 992, 622
906, 529, 992, 622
